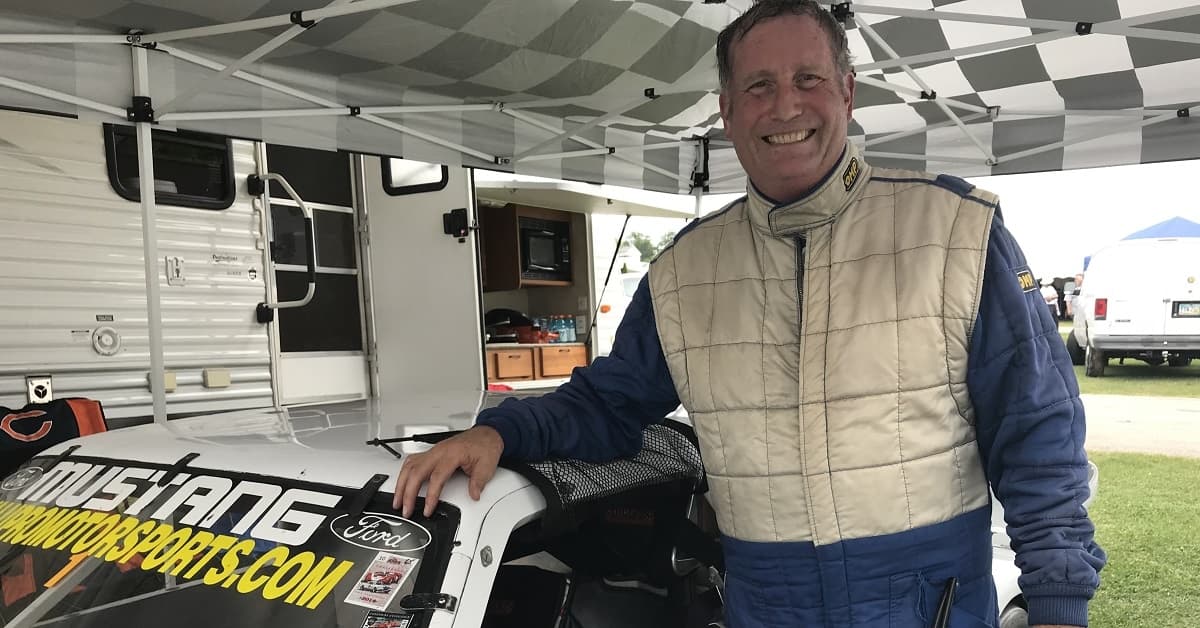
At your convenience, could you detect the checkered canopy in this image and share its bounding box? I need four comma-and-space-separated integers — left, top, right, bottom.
1, 0, 1198, 194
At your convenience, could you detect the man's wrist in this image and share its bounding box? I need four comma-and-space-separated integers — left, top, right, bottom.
472, 419, 514, 458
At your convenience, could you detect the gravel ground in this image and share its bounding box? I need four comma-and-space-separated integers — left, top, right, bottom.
1082, 394, 1200, 458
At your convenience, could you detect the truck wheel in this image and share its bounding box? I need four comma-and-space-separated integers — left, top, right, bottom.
1065, 332, 1085, 366
1168, 356, 1193, 367
1085, 345, 1106, 377
999, 604, 1029, 628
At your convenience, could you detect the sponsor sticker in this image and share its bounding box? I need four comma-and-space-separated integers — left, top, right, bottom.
0, 460, 361, 611
345, 552, 419, 611
1015, 267, 1036, 293
330, 512, 431, 553
361, 610, 413, 628
842, 157, 861, 191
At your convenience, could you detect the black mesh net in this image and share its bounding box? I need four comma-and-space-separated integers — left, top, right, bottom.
502, 422, 704, 536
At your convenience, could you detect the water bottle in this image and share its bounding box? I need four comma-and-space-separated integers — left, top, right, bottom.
564, 316, 576, 343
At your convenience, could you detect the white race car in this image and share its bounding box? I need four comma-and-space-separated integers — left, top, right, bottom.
0, 400, 1093, 628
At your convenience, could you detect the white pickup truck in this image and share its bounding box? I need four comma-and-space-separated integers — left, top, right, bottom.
0, 399, 1096, 628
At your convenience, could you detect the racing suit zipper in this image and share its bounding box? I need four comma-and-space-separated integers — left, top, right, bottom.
795, 235, 807, 328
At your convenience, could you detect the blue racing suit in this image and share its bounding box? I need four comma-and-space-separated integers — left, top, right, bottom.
477, 196, 1104, 627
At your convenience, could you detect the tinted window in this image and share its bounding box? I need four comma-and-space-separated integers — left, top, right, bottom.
266, 145, 352, 207
270, 205, 356, 270
277, 272, 364, 352
270, 204, 310, 267
104, 124, 235, 209
315, 211, 357, 269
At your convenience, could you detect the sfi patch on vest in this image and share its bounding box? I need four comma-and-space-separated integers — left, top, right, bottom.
1015, 268, 1036, 292
842, 157, 861, 191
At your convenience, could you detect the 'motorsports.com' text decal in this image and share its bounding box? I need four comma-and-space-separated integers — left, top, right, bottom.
0, 460, 359, 609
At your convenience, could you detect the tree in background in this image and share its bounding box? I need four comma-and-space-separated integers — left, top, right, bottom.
628, 231, 677, 262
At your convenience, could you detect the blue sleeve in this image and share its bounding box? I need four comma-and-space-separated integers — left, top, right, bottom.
475, 276, 680, 462
968, 215, 1106, 627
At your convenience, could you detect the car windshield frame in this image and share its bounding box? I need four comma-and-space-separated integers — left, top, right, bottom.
0, 454, 459, 628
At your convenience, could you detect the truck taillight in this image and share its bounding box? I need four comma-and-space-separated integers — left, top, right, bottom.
1094, 298, 1107, 321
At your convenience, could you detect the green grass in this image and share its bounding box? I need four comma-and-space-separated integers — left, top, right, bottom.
1088, 453, 1200, 627
1071, 363, 1200, 397
1057, 325, 1200, 397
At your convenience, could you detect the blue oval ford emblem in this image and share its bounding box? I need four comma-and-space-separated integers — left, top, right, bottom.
329, 512, 431, 553
2, 467, 43, 491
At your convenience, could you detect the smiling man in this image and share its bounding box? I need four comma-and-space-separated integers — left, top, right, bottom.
395, 2, 1104, 626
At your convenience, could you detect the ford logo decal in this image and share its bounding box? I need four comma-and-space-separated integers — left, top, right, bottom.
2, 467, 43, 491
329, 512, 432, 553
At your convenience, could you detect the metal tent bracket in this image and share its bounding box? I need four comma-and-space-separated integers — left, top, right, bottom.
126, 96, 153, 122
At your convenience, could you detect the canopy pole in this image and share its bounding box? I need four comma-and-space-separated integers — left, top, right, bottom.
0, 34, 127, 44
160, 103, 522, 122
132, 45, 168, 426
859, 5, 1200, 72
853, 4, 1200, 46
502, 83, 712, 111
0, 75, 126, 118
503, 109, 692, 184
160, 107, 348, 122
865, 113, 990, 148
855, 17, 996, 164
513, 95, 653, 161
854, 75, 988, 115
363, 104, 499, 115
863, 151, 989, 166
996, 109, 1187, 164
692, 186, 704, 220
155, 44, 495, 163
514, 141, 694, 163
146, 0, 426, 43
1000, 108, 1175, 118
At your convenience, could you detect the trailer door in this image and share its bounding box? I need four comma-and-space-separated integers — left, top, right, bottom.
258, 144, 370, 405
360, 157, 485, 405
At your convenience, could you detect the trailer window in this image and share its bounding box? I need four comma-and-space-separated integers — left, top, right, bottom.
382, 158, 448, 196
103, 124, 235, 210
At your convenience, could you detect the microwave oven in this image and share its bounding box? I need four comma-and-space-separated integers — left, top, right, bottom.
518, 215, 571, 282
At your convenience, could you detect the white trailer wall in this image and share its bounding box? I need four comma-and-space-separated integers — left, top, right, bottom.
0, 109, 273, 419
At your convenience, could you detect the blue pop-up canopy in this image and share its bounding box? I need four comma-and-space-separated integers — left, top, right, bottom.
1121, 216, 1200, 240
1084, 216, 1200, 269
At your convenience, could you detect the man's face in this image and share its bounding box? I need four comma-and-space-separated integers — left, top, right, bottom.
719, 14, 855, 203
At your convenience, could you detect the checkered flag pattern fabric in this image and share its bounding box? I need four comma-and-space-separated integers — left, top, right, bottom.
0, 0, 1197, 192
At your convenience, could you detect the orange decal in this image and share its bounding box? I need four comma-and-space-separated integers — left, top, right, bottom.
1, 410, 52, 443
44, 553, 88, 589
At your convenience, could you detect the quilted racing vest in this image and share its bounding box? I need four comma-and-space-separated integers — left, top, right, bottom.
648, 144, 997, 545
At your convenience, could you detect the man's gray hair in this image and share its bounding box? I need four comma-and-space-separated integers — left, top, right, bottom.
716, 0, 854, 90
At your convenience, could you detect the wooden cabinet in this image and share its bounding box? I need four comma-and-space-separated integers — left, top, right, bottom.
491, 348, 535, 380
479, 203, 573, 291
486, 344, 588, 382
539, 345, 587, 378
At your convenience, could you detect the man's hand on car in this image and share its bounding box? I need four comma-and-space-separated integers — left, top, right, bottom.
392, 425, 504, 518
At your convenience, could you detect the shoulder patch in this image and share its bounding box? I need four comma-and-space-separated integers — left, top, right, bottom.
842, 157, 861, 191
1015, 267, 1036, 292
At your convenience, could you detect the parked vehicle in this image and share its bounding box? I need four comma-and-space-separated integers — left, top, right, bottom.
1070, 237, 1200, 375
0, 399, 1078, 628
